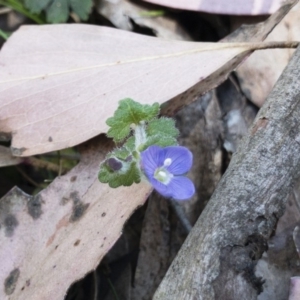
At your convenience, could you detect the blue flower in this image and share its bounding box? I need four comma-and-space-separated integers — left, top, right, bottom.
141, 145, 195, 200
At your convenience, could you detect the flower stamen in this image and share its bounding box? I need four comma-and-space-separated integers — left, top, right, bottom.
163, 158, 172, 167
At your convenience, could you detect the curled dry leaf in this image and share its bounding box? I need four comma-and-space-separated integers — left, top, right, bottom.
0, 11, 296, 157
97, 0, 191, 40
0, 136, 152, 300
143, 0, 285, 15
236, 2, 300, 107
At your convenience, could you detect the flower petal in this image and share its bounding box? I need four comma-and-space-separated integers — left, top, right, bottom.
141, 145, 163, 178
162, 146, 193, 175
167, 176, 195, 200
149, 176, 195, 200
147, 176, 170, 197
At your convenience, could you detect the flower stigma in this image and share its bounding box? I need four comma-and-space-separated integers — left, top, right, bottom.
154, 167, 173, 184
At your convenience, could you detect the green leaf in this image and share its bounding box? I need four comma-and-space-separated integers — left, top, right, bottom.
24, 0, 93, 23
147, 117, 179, 139
140, 134, 177, 151
69, 0, 93, 20
124, 136, 135, 152
106, 98, 160, 142
98, 161, 141, 188
24, 0, 51, 14
47, 0, 69, 23
110, 147, 131, 160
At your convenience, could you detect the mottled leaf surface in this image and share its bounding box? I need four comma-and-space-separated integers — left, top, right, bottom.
0, 137, 152, 300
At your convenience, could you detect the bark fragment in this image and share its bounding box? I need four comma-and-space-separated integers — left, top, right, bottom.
154, 46, 300, 300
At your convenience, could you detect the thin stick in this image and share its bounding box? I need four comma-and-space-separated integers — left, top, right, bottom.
25, 157, 68, 174
15, 166, 39, 187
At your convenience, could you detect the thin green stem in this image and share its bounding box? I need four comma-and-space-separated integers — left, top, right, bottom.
0, 0, 45, 24
0, 28, 9, 40
107, 277, 119, 300
134, 123, 147, 151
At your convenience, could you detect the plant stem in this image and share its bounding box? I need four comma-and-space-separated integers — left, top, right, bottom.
0, 0, 45, 24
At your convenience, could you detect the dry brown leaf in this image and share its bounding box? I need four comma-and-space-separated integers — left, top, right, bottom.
143, 0, 284, 15
97, 0, 191, 40
0, 136, 152, 300
0, 146, 21, 167
0, 27, 296, 156
236, 2, 300, 107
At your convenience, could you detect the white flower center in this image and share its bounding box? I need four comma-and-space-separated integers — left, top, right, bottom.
154, 167, 173, 184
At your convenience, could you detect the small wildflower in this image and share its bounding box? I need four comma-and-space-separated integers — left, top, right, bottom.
141, 145, 195, 200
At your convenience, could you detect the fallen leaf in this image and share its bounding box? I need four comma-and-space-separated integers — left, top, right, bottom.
0, 0, 296, 157
235, 2, 300, 107
0, 136, 152, 300
0, 146, 22, 167
97, 0, 191, 40
142, 0, 284, 15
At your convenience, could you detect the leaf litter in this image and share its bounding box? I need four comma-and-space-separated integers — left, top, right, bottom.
0, 1, 298, 299
0, 0, 297, 157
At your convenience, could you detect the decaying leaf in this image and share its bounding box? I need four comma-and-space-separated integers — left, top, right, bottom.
143, 0, 284, 15
97, 0, 192, 40
0, 146, 22, 167
236, 2, 300, 107
0, 136, 152, 300
0, 0, 297, 157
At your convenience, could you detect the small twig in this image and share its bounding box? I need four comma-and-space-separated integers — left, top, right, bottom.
25, 157, 68, 174
15, 166, 39, 187
249, 41, 300, 50
42, 153, 80, 161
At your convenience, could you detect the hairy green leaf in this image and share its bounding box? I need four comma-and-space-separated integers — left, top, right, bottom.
98, 161, 141, 188
106, 98, 160, 142
140, 134, 177, 151
124, 136, 135, 152
147, 117, 179, 139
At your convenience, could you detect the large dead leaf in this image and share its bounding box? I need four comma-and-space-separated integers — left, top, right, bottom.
0, 136, 152, 300
0, 27, 296, 157
236, 2, 300, 107
143, 0, 285, 15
